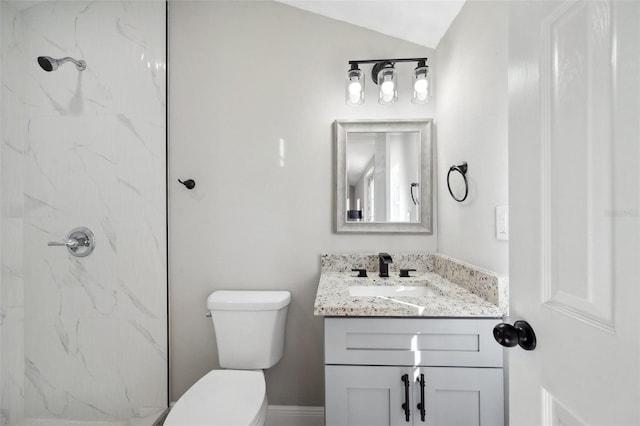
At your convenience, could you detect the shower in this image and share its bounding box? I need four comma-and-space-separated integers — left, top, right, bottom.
1, 2, 167, 424
37, 55, 86, 71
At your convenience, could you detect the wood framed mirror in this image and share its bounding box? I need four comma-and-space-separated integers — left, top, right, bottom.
335, 119, 433, 233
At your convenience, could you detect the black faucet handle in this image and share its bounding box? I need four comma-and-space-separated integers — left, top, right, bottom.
351, 268, 368, 278
399, 269, 417, 278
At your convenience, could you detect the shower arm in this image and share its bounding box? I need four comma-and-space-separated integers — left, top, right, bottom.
60, 57, 87, 71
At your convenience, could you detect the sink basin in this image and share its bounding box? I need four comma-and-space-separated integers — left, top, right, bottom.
348, 285, 439, 297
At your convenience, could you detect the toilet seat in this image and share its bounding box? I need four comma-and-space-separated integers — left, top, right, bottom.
164, 370, 267, 426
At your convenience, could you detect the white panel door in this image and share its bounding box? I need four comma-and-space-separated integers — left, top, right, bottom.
508, 0, 639, 424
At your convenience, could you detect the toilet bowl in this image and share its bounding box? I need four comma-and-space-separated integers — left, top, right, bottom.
164, 290, 291, 426
164, 370, 267, 426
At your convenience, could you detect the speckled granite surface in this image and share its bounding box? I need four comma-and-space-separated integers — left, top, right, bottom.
433, 254, 509, 308
321, 253, 434, 273
315, 253, 508, 317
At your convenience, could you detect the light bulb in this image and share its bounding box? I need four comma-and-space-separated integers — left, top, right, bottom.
414, 78, 428, 94
413, 78, 428, 103
414, 92, 428, 102
349, 80, 362, 96
381, 80, 395, 95
381, 81, 395, 102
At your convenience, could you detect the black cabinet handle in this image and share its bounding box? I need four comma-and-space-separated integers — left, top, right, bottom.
401, 374, 410, 422
416, 373, 426, 422
493, 320, 537, 350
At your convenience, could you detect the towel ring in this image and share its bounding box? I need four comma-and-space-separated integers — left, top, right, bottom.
447, 162, 468, 202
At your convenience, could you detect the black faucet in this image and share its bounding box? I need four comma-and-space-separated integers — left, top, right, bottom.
379, 253, 393, 277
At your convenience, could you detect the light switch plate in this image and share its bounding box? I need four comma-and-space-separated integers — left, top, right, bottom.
496, 206, 509, 241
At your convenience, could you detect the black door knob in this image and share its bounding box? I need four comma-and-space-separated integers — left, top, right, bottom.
493, 320, 537, 351
493, 323, 519, 347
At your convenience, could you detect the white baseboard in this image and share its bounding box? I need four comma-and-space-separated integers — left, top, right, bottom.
265, 405, 324, 426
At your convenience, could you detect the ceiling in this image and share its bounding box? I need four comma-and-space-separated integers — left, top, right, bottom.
9, 0, 464, 48
10, 0, 465, 48
275, 0, 466, 48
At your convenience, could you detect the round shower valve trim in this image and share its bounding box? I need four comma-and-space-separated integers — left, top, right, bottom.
48, 227, 96, 257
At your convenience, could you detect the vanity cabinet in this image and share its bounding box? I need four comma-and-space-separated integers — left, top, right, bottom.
324, 317, 504, 426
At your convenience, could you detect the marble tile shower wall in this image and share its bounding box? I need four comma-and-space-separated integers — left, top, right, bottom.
1, 5, 25, 424
1, 2, 167, 424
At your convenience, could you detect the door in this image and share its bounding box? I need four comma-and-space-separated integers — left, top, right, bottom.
508, 0, 639, 424
325, 365, 410, 426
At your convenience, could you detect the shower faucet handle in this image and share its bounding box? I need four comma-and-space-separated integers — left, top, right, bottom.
48, 239, 81, 248
48, 227, 96, 257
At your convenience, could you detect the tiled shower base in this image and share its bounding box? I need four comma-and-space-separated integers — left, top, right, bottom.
18, 409, 167, 426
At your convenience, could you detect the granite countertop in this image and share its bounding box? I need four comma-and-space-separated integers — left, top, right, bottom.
313, 254, 509, 318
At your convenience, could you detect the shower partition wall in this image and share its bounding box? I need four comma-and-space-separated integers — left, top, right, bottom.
1, 2, 167, 425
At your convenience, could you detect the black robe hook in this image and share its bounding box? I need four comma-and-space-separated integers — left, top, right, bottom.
178, 179, 196, 190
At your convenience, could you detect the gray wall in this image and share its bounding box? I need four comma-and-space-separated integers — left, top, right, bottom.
168, 1, 436, 405
435, 0, 509, 275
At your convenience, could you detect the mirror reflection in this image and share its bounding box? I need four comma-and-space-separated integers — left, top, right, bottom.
346, 132, 421, 223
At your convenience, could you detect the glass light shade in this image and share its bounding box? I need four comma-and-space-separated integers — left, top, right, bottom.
412, 65, 430, 104
345, 68, 365, 106
377, 66, 397, 104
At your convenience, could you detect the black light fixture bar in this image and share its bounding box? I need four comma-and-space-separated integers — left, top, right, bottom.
348, 57, 428, 66
345, 57, 430, 105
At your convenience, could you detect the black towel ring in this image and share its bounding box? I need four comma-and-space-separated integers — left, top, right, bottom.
447, 162, 468, 202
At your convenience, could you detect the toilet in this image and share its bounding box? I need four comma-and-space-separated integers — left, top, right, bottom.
164, 290, 291, 426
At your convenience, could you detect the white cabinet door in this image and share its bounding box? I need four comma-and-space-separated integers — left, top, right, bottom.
325, 365, 411, 426
421, 367, 504, 426
508, 1, 640, 424
325, 365, 504, 426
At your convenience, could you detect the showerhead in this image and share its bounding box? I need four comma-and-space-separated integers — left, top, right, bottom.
37, 56, 86, 72
37, 56, 56, 71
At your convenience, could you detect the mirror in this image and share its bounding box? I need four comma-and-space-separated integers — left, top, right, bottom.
335, 119, 433, 233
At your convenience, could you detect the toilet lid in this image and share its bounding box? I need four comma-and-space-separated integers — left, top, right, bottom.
165, 370, 266, 426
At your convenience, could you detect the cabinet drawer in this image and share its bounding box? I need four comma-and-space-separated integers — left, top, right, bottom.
325, 317, 503, 367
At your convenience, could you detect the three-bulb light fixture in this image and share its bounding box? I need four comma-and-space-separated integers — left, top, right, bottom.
345, 57, 430, 106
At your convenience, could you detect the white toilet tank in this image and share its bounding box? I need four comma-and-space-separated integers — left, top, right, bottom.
207, 290, 291, 369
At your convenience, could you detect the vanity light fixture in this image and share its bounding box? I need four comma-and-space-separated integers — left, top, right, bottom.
345, 63, 365, 106
412, 60, 429, 104
345, 57, 429, 106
